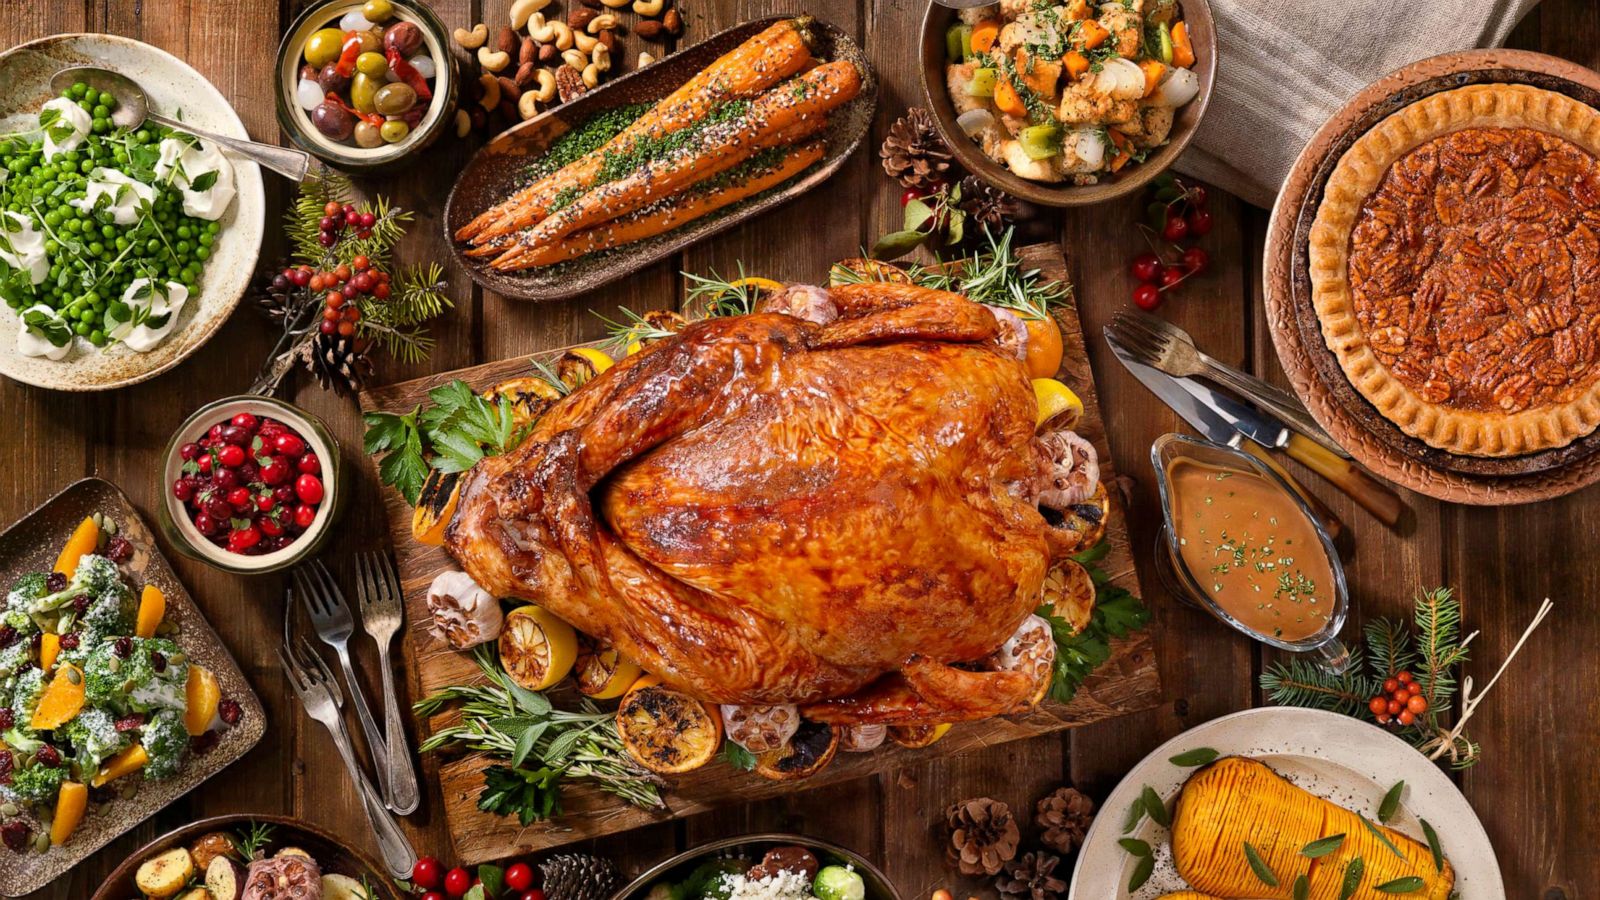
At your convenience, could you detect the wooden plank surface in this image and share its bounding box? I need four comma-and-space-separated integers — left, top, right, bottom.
0, 0, 1594, 896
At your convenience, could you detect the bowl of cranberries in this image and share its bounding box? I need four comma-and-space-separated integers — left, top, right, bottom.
159, 396, 341, 572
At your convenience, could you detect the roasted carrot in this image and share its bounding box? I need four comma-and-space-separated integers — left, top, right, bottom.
491, 60, 862, 266
458, 18, 817, 244
1076, 19, 1109, 51
994, 76, 1027, 117
970, 18, 1001, 53
1107, 129, 1133, 172
1138, 59, 1167, 97
1062, 50, 1090, 80
1018, 54, 1063, 98
1171, 21, 1196, 68
512, 143, 825, 268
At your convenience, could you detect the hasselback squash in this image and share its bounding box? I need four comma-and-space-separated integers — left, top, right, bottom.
1171, 757, 1454, 900
1158, 894, 1225, 900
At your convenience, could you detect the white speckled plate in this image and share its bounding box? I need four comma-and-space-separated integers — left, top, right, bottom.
1070, 707, 1504, 899
0, 34, 264, 392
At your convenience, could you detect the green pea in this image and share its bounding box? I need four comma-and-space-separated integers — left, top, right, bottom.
176, 225, 192, 240
89, 329, 105, 346
196, 247, 210, 261
74, 321, 90, 336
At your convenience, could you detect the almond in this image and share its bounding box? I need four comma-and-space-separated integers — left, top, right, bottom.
519, 36, 538, 65
497, 75, 522, 101
597, 29, 616, 51
514, 61, 538, 87
538, 42, 559, 63
495, 25, 518, 56
568, 7, 597, 30
662, 8, 683, 35
635, 19, 664, 40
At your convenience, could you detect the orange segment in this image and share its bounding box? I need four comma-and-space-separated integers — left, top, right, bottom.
53, 517, 99, 577
39, 633, 61, 672
135, 585, 166, 639
50, 781, 88, 846
185, 665, 221, 736
30, 663, 86, 731
1023, 315, 1065, 378
616, 679, 722, 774
92, 744, 149, 787
498, 605, 578, 691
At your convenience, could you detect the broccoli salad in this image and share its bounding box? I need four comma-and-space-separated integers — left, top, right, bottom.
0, 514, 242, 853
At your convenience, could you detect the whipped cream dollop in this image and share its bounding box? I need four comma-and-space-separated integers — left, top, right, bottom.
15, 303, 73, 361
38, 98, 90, 160
0, 211, 49, 285
155, 137, 236, 220
70, 168, 156, 226
105, 278, 189, 352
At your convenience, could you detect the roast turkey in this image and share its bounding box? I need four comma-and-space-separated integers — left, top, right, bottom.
447, 280, 1099, 724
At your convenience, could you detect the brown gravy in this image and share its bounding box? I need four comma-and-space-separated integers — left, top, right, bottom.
1166, 457, 1336, 642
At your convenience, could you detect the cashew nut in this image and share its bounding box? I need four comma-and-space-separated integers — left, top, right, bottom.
517, 91, 541, 120
601, 0, 630, 8
581, 62, 601, 88
531, 68, 557, 103
591, 44, 612, 72
562, 48, 588, 71
586, 13, 619, 33
477, 47, 511, 72
527, 13, 575, 50
508, 0, 550, 30
574, 30, 598, 53
477, 73, 502, 110
454, 108, 472, 137
453, 23, 488, 50
631, 0, 664, 16
637, 51, 657, 67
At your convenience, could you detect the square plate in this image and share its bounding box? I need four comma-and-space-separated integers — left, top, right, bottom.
0, 478, 265, 895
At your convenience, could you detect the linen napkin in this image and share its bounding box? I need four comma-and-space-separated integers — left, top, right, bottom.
1177, 0, 1541, 208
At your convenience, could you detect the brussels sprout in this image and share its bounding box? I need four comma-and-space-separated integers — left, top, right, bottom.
812, 866, 866, 900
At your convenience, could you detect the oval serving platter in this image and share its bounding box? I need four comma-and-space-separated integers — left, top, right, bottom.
443, 15, 877, 302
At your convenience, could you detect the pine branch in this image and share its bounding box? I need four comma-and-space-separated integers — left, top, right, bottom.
287, 167, 355, 262
1413, 588, 1467, 710
1362, 617, 1415, 681
336, 194, 412, 267
1259, 652, 1378, 715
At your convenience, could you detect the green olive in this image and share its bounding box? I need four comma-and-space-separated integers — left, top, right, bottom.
362, 0, 395, 23
303, 28, 348, 68
354, 120, 385, 148
379, 119, 411, 143
372, 82, 416, 116
350, 72, 382, 114
356, 51, 388, 78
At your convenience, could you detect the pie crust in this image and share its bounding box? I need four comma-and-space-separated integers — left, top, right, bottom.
1309, 84, 1600, 457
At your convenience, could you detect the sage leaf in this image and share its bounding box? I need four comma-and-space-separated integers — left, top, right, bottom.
1420, 818, 1444, 873
1360, 815, 1407, 860
1117, 838, 1151, 857
511, 724, 537, 768
870, 229, 927, 260
1169, 746, 1220, 767
902, 198, 935, 232
1340, 857, 1365, 900
1301, 833, 1346, 858
1375, 876, 1426, 893
1378, 780, 1406, 823
1293, 873, 1310, 900
1128, 853, 1155, 892
1121, 796, 1145, 834
1243, 841, 1279, 887
1141, 785, 1171, 827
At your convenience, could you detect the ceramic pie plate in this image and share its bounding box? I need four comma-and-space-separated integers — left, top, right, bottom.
1069, 707, 1504, 899
0, 478, 265, 895
0, 34, 265, 392
1264, 48, 1600, 503
91, 814, 403, 899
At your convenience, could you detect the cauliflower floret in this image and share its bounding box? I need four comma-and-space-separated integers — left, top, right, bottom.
141, 710, 188, 780
61, 707, 128, 771
10, 762, 65, 805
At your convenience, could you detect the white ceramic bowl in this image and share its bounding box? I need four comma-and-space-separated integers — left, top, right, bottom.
0, 33, 265, 391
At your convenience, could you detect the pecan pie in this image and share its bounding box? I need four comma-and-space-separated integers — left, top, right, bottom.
1309, 84, 1600, 456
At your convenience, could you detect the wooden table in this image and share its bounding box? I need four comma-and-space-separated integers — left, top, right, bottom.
1, 1, 1590, 897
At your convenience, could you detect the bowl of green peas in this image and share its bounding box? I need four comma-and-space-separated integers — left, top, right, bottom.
0, 33, 265, 391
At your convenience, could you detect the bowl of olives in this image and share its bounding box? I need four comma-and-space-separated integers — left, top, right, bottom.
275, 0, 456, 171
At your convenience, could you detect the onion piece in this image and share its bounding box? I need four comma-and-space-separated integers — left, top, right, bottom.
957, 107, 996, 137
1092, 58, 1147, 101
1061, 127, 1107, 171
1152, 67, 1200, 108
339, 10, 374, 31
295, 78, 323, 112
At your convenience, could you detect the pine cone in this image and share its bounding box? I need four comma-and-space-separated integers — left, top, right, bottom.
882, 107, 954, 191
250, 259, 299, 323
305, 332, 373, 395
944, 796, 1021, 876
1035, 786, 1095, 855
996, 851, 1067, 900
957, 175, 1024, 230
540, 853, 620, 900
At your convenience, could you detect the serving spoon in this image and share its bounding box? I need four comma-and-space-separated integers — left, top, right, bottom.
931, 0, 998, 9
50, 65, 310, 182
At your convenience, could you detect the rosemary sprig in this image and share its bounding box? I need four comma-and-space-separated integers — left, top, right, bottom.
683, 264, 763, 319
594, 307, 678, 357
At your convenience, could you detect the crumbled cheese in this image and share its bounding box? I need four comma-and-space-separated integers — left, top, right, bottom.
715, 870, 814, 900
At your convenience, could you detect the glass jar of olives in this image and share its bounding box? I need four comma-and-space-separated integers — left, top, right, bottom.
274, 0, 456, 172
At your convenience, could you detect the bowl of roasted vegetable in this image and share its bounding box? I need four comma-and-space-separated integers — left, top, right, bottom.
921, 0, 1215, 206
618, 834, 900, 900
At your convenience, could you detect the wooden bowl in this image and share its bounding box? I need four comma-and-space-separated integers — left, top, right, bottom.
443, 15, 876, 303
612, 833, 902, 900
90, 814, 404, 899
1264, 48, 1600, 504
919, 0, 1215, 207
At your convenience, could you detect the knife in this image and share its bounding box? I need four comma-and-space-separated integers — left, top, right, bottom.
1171, 378, 1405, 527
1107, 339, 1345, 541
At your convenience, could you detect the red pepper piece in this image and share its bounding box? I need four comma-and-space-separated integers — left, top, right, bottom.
385, 48, 433, 102
334, 31, 363, 78
324, 92, 385, 129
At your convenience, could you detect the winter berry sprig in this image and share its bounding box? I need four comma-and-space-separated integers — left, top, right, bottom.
1128, 173, 1213, 311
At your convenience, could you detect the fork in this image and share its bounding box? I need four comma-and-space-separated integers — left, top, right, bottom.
355, 551, 419, 815
292, 560, 394, 808
278, 632, 416, 878
1108, 311, 1351, 459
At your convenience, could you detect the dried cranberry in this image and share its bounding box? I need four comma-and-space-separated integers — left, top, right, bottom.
1, 821, 30, 851
218, 698, 243, 726
114, 714, 144, 732
190, 731, 220, 756
0, 709, 13, 731
150, 651, 167, 673
106, 535, 133, 562
0, 627, 16, 649
71, 595, 90, 614
114, 636, 133, 658
45, 572, 66, 593
0, 752, 13, 785
34, 745, 60, 767
58, 632, 79, 651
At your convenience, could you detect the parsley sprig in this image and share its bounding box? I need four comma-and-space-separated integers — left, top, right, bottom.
363, 379, 529, 505
1036, 541, 1151, 704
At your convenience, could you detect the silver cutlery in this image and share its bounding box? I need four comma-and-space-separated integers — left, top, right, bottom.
1107, 311, 1351, 459
355, 552, 419, 815
278, 632, 416, 878
292, 561, 394, 808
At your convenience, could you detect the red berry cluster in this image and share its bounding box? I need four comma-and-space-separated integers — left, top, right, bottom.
1129, 180, 1213, 311
173, 412, 326, 556
273, 254, 391, 339
318, 200, 377, 247
1366, 669, 1429, 726
410, 856, 542, 900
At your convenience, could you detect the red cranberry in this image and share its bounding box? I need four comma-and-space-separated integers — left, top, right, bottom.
106, 535, 132, 562
208, 423, 225, 441
213, 467, 239, 490
297, 452, 321, 475
150, 651, 167, 673
350, 272, 373, 293
0, 751, 11, 785
204, 497, 233, 521
173, 478, 196, 502
1, 821, 30, 851
259, 515, 284, 537
179, 442, 201, 461
289, 268, 311, 287
197, 454, 213, 474
190, 731, 220, 756
1130, 253, 1163, 283
227, 487, 252, 510
193, 512, 219, 536
231, 412, 259, 432
295, 474, 325, 505
255, 493, 275, 513
35, 745, 61, 767
114, 714, 144, 732
294, 504, 318, 530
71, 595, 89, 614
343, 204, 359, 220
59, 632, 79, 651
258, 420, 284, 438
218, 698, 243, 725
273, 433, 306, 457
228, 527, 261, 553
505, 862, 534, 892
45, 572, 66, 593
0, 627, 15, 649
412, 857, 444, 890
261, 458, 292, 486
359, 211, 377, 228
114, 637, 133, 658
220, 425, 252, 446
218, 444, 246, 468
273, 485, 296, 505
238, 461, 260, 483
0, 709, 14, 731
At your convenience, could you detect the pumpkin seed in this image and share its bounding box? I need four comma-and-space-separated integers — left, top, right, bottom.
31, 831, 49, 853
169, 653, 187, 667
65, 667, 81, 685
1, 802, 18, 817
103, 517, 117, 535
107, 656, 121, 673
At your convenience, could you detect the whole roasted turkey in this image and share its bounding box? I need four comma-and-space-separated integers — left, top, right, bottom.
447, 279, 1101, 725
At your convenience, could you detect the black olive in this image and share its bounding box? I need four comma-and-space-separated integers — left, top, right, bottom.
311, 101, 356, 141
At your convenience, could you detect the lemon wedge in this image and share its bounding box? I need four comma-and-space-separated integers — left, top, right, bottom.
1032, 377, 1084, 431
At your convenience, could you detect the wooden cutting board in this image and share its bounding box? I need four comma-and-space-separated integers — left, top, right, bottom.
358, 243, 1160, 862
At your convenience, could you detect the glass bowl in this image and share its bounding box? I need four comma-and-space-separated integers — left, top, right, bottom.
1150, 433, 1351, 671
157, 395, 343, 574
275, 0, 458, 173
